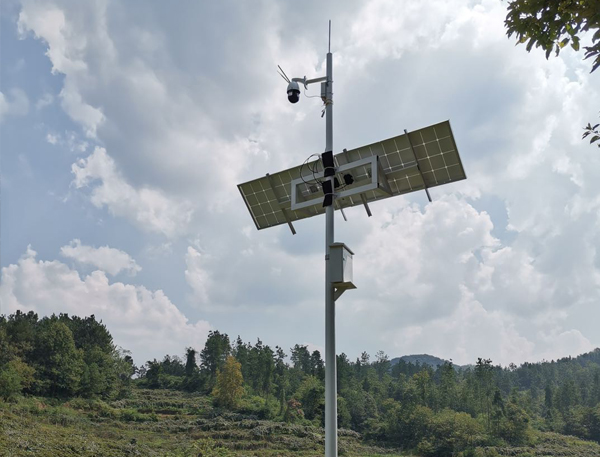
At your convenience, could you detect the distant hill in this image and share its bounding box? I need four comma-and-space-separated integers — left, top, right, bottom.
390, 354, 450, 368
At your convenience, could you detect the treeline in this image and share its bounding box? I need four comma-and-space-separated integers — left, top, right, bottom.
2, 312, 600, 456
0, 311, 135, 399
138, 330, 600, 455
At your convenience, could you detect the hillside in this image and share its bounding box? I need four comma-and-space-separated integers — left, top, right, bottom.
2, 312, 600, 456
2, 389, 600, 457
0, 389, 402, 457
390, 354, 450, 368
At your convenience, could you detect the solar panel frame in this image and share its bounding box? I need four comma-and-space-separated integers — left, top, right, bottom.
238, 120, 466, 231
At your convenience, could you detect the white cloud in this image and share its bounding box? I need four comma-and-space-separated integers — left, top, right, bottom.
60, 239, 141, 276
18, 2, 106, 138
387, 286, 536, 365
71, 147, 194, 238
184, 247, 212, 306
0, 88, 29, 122
45, 130, 89, 152
8, 0, 600, 366
338, 194, 600, 366
35, 92, 54, 110
0, 246, 211, 364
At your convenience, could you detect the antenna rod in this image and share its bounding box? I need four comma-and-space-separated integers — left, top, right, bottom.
328, 20, 331, 53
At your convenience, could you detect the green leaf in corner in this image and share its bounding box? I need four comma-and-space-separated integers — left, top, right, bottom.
571, 37, 580, 52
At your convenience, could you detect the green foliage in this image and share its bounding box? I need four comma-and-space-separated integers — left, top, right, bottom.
212, 356, 244, 408
499, 401, 530, 445
505, 0, 600, 72
0, 362, 23, 401
4, 311, 600, 455
167, 438, 234, 457
504, 0, 600, 149
32, 320, 84, 396
200, 330, 231, 379
583, 118, 600, 148
294, 375, 325, 424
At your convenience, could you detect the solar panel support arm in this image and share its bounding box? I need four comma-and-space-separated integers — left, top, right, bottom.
360, 194, 372, 217
376, 156, 392, 196
335, 199, 348, 221
266, 173, 297, 235
404, 128, 433, 202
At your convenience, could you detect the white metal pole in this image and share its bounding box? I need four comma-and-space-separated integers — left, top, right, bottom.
324, 27, 337, 457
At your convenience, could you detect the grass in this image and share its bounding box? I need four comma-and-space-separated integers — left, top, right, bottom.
1, 390, 599, 456
0, 389, 406, 456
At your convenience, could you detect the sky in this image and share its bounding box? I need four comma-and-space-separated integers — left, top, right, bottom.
1, 0, 599, 367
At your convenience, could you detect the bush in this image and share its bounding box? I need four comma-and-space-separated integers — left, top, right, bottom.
0, 365, 22, 400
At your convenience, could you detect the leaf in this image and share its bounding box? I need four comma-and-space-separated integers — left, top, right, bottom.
591, 135, 600, 144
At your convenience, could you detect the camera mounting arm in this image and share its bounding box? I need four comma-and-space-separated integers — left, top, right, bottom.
291, 75, 327, 89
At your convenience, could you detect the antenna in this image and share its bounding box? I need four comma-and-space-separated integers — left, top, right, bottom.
328, 20, 331, 53
277, 65, 290, 83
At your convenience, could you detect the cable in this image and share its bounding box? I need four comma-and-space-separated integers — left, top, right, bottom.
303, 87, 322, 100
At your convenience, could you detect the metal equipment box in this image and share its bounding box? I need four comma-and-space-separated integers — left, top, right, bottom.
330, 243, 355, 289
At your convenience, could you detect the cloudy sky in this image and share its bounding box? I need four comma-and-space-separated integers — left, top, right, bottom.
1, 0, 599, 367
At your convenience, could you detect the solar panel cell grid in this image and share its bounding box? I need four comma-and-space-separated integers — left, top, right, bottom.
238, 120, 466, 230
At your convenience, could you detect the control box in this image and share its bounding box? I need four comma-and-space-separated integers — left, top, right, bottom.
330, 243, 355, 289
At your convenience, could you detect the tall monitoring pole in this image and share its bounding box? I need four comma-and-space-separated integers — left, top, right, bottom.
323, 22, 337, 457
238, 22, 467, 457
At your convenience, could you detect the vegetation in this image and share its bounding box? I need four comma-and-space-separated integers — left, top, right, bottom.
2, 311, 600, 456
0, 311, 134, 401
504, 0, 600, 147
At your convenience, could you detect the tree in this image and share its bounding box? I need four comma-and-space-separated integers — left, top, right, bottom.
33, 320, 83, 396
0, 359, 34, 400
232, 336, 249, 379
0, 363, 22, 400
500, 401, 530, 445
294, 375, 325, 423
438, 361, 458, 410
290, 344, 311, 375
505, 0, 599, 70
145, 359, 164, 389
212, 355, 244, 408
200, 331, 231, 379
185, 347, 197, 377
475, 358, 495, 430
337, 353, 352, 392
274, 346, 289, 415
505, 0, 600, 147
310, 350, 325, 381
374, 350, 391, 380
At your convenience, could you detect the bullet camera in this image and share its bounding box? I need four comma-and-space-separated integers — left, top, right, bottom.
287, 81, 300, 104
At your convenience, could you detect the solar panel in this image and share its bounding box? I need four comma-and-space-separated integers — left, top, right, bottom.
238, 120, 466, 231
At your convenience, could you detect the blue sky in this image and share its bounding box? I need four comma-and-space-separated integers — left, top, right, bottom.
1, 0, 599, 366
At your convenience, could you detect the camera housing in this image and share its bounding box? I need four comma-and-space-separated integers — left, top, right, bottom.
287, 81, 300, 103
